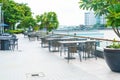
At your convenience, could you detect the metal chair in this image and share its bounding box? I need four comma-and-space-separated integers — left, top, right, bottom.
51, 40, 60, 52
9, 38, 18, 50
62, 39, 78, 54
83, 41, 97, 60
23, 31, 28, 38
40, 38, 48, 48
66, 44, 82, 63
28, 34, 36, 41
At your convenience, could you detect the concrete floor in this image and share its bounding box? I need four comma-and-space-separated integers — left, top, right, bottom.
0, 34, 120, 80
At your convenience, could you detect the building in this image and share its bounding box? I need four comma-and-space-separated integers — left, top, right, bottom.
85, 11, 106, 27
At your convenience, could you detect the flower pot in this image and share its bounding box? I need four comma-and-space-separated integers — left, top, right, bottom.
104, 48, 120, 72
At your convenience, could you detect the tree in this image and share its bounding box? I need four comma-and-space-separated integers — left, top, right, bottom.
2, 0, 22, 29
19, 16, 36, 30
1, 0, 33, 30
19, 3, 32, 17
79, 0, 120, 38
38, 12, 59, 32
17, 3, 35, 29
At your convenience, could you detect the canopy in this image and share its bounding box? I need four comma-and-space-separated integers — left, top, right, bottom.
0, 23, 9, 27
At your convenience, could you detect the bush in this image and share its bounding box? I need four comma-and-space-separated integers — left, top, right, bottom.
5, 29, 24, 34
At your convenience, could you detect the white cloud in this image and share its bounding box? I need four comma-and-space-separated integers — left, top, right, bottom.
14, 0, 85, 25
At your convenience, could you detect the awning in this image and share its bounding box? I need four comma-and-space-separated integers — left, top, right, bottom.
0, 23, 9, 27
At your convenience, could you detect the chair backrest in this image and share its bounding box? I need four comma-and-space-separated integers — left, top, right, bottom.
12, 34, 17, 38
68, 44, 78, 53
84, 41, 96, 53
10, 38, 18, 44
51, 40, 60, 47
41, 38, 48, 43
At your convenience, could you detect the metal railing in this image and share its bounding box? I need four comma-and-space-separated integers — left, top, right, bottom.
54, 33, 120, 48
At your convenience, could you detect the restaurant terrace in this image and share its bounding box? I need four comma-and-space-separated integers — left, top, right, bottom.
0, 33, 120, 80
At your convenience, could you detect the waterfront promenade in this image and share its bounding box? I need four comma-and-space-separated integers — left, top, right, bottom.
0, 34, 120, 80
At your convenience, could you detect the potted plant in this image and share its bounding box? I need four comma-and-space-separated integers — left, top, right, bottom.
104, 38, 120, 72
79, 0, 120, 72
104, 3, 120, 72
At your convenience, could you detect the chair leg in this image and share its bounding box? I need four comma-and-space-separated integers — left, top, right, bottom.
10, 44, 15, 51
78, 52, 82, 62
84, 52, 87, 60
93, 51, 97, 60
16, 44, 18, 50
67, 52, 70, 63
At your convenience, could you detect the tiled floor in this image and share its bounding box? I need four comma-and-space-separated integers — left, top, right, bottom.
0, 34, 120, 80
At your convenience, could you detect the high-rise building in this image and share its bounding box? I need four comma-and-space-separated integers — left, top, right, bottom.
85, 11, 106, 27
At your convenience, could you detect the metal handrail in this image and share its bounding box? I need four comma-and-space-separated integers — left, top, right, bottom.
54, 33, 120, 42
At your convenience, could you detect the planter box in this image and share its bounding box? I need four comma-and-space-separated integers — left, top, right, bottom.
104, 48, 120, 72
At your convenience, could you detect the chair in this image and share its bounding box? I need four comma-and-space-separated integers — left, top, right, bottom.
77, 43, 85, 61
51, 40, 60, 52
36, 35, 41, 41
9, 38, 18, 50
62, 39, 77, 54
40, 38, 48, 48
28, 34, 36, 41
66, 44, 82, 63
83, 41, 97, 60
23, 31, 28, 38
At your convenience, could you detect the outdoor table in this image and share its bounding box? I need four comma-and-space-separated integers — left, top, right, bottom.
46, 37, 61, 52
58, 40, 93, 54
46, 37, 78, 52
0, 36, 13, 50
58, 40, 97, 62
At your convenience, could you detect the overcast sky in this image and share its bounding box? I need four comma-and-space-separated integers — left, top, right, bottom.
14, 0, 85, 25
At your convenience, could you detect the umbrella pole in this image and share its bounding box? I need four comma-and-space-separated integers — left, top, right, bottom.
2, 25, 4, 33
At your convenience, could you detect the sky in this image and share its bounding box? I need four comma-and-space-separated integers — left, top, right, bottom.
14, 0, 85, 26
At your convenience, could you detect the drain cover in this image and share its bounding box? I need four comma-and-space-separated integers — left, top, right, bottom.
26, 72, 45, 78
31, 74, 39, 76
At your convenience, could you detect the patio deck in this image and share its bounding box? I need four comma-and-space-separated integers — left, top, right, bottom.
0, 34, 119, 80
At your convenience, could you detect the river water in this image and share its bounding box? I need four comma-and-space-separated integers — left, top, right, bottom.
54, 29, 120, 40
99, 29, 120, 40
54, 29, 120, 48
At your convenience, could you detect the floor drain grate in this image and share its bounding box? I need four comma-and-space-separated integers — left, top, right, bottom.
31, 74, 39, 77
26, 72, 45, 78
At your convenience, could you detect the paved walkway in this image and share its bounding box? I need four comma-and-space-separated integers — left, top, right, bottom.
0, 34, 120, 80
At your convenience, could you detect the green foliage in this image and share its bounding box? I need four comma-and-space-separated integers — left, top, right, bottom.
19, 3, 32, 17
79, 0, 120, 16
38, 12, 59, 32
79, 0, 110, 16
36, 15, 41, 23
106, 4, 120, 27
33, 26, 39, 31
1, 0, 59, 33
1, 0, 33, 30
5, 29, 24, 34
3, 1, 23, 27
108, 39, 120, 48
108, 44, 120, 48
79, 0, 120, 38
20, 16, 36, 29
